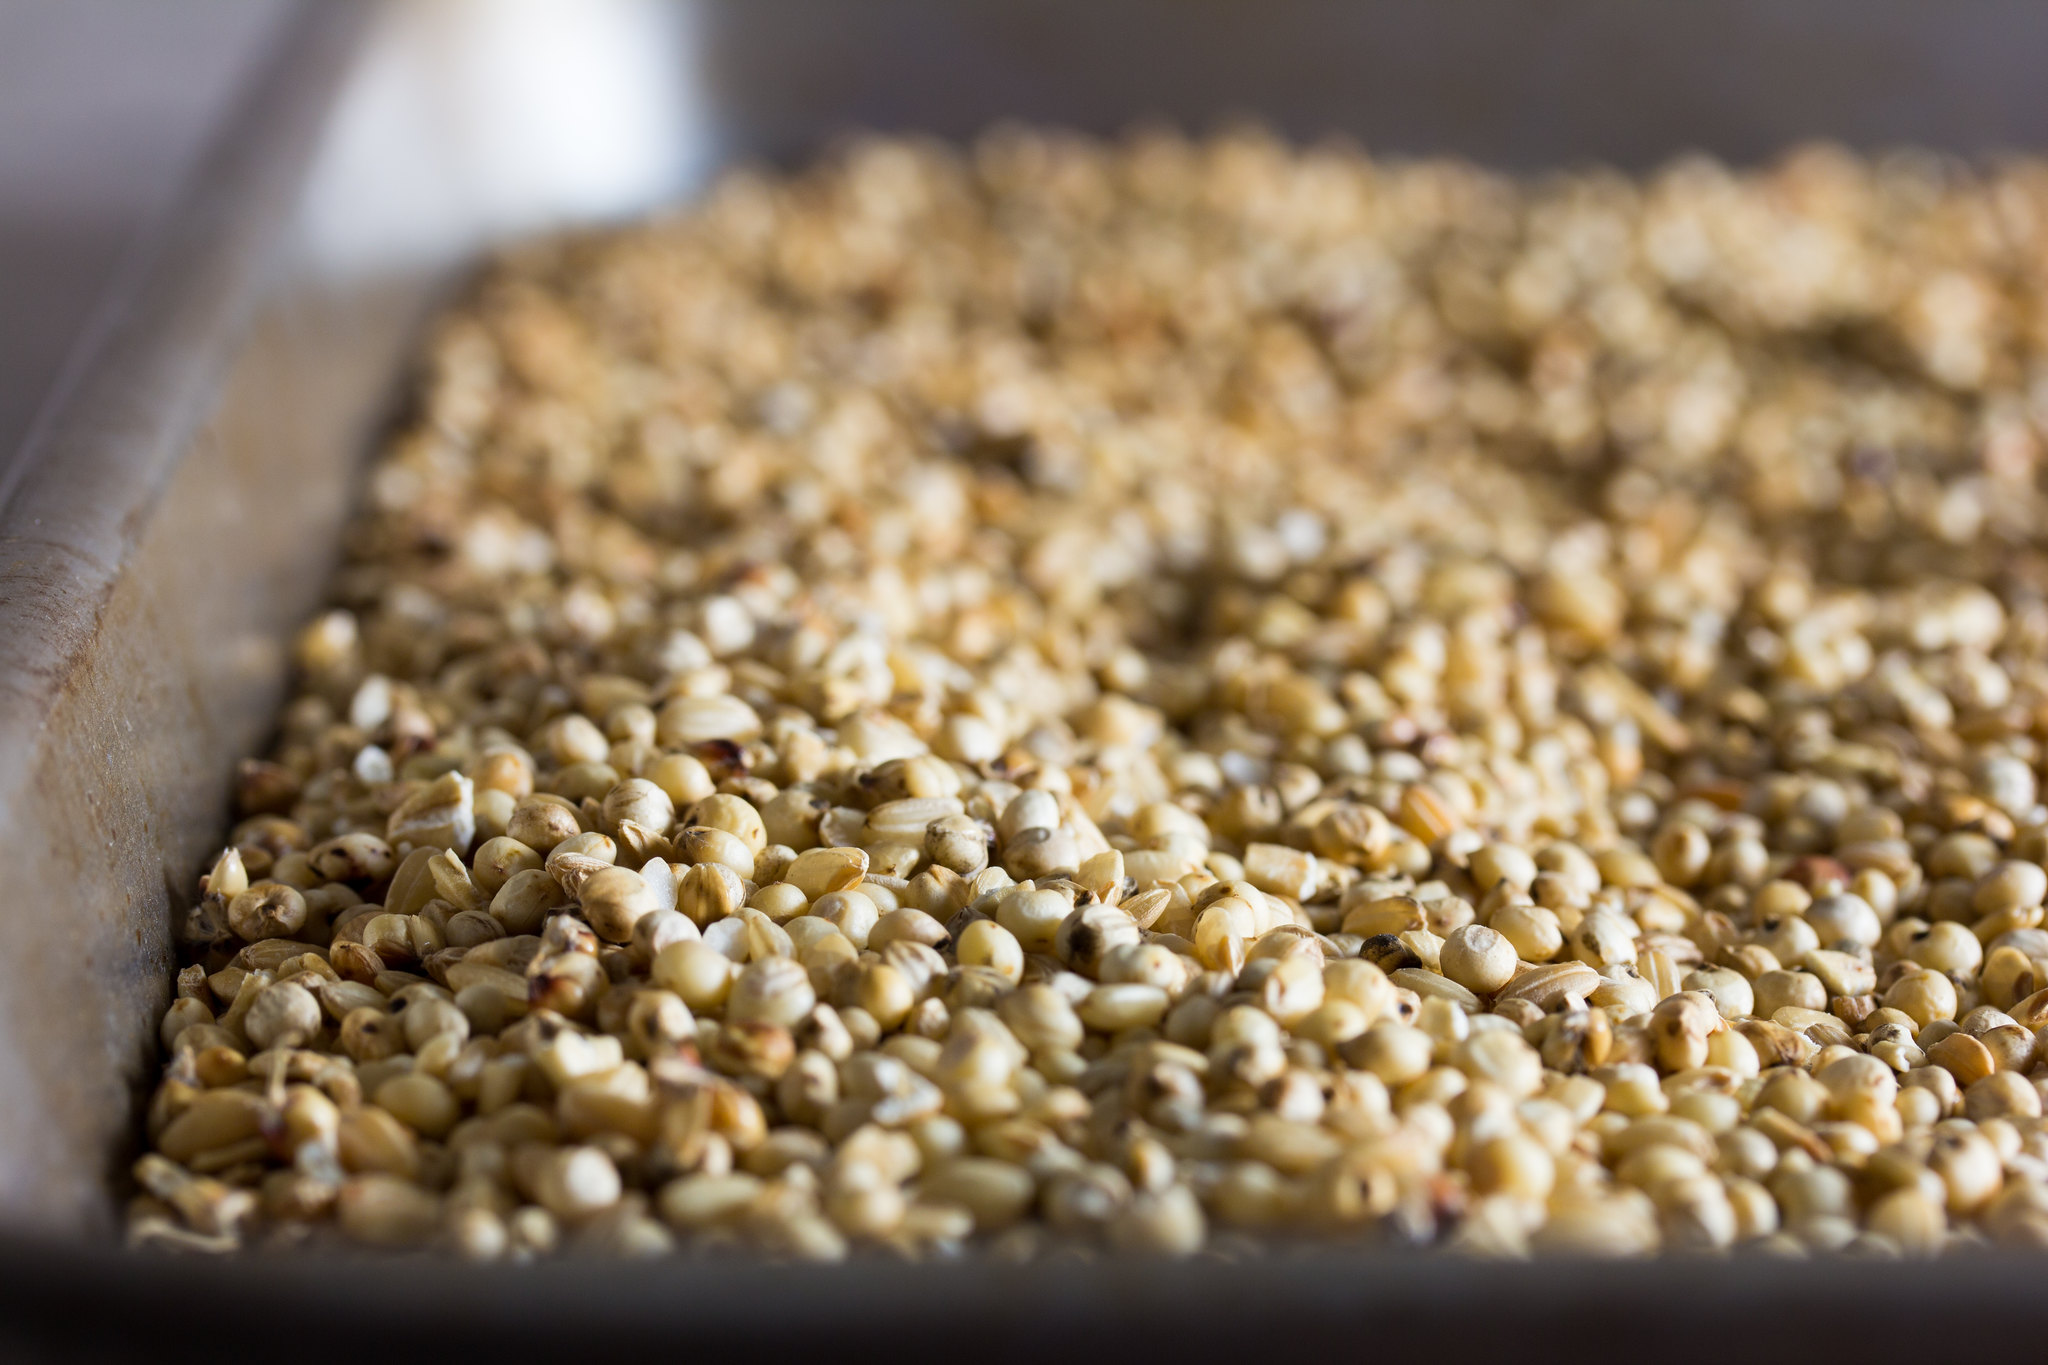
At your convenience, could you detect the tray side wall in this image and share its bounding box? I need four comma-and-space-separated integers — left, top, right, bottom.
13, 0, 2048, 1241
0, 3, 393, 1231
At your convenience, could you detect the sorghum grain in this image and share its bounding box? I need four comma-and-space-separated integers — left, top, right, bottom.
129, 129, 2048, 1263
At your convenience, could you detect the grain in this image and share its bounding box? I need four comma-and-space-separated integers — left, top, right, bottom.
135, 129, 2048, 1262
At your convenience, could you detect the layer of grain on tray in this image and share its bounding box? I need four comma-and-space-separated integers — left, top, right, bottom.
132, 129, 2048, 1260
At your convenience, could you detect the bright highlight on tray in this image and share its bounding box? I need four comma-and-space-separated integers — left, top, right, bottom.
134, 127, 2048, 1260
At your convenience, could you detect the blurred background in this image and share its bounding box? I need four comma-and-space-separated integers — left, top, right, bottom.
0, 1, 289, 474
0, 0, 695, 485
13, 0, 2048, 491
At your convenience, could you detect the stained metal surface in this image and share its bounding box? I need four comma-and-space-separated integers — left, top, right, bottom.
3, 0, 2048, 1354
0, 1, 376, 1231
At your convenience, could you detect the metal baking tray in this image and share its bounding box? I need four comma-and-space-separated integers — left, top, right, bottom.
6, 1, 2048, 1358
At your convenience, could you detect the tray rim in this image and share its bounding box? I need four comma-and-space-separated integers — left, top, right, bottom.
12, 3, 2048, 1351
